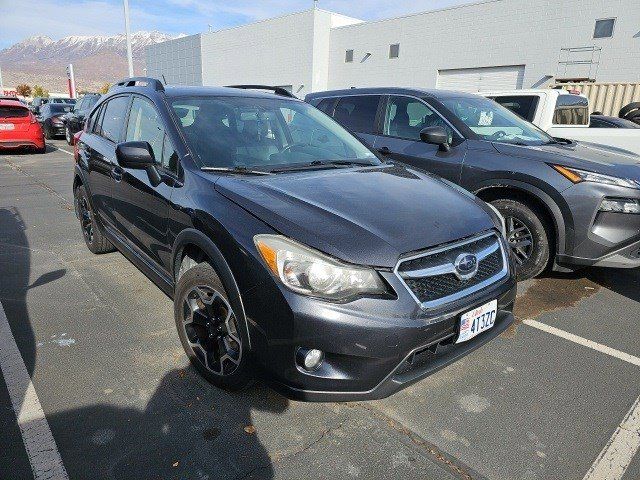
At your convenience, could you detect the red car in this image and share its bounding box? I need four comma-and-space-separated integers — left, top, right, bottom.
0, 99, 46, 153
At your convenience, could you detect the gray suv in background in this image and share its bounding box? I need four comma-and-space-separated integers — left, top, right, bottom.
306, 88, 640, 280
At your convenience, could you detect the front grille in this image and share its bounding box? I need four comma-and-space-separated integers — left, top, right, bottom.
395, 232, 507, 307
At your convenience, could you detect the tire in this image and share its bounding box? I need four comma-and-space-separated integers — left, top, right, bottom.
490, 199, 550, 281
65, 126, 73, 145
74, 185, 115, 254
619, 102, 640, 120
174, 262, 253, 391
44, 124, 54, 140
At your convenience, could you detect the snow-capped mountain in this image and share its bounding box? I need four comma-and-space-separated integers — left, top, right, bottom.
0, 31, 178, 92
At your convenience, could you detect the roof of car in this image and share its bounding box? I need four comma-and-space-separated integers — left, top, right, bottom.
0, 99, 28, 108
305, 87, 481, 100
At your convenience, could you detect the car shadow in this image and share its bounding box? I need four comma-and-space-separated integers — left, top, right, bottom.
48, 368, 287, 479
0, 206, 282, 479
0, 144, 57, 156
586, 267, 640, 303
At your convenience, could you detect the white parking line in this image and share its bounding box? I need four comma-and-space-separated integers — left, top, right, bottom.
583, 395, 640, 480
0, 302, 69, 480
49, 144, 73, 156
523, 319, 640, 367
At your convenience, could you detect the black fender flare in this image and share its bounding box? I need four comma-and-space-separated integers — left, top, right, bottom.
473, 179, 570, 256
171, 228, 252, 348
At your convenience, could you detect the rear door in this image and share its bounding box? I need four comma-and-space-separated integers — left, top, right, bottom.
83, 95, 131, 229
330, 95, 382, 147
374, 95, 466, 182
109, 95, 176, 272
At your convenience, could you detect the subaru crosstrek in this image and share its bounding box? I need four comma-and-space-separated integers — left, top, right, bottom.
307, 88, 640, 280
73, 78, 516, 401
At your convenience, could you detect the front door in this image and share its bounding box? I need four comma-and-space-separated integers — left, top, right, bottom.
374, 95, 466, 183
110, 95, 175, 273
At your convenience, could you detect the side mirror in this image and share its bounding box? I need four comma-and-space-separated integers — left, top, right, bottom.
116, 141, 155, 169
420, 126, 450, 152
115, 141, 163, 186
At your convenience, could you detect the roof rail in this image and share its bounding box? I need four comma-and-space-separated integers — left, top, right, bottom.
225, 85, 297, 99
111, 77, 165, 92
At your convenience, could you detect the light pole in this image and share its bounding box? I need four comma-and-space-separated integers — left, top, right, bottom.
123, 0, 134, 77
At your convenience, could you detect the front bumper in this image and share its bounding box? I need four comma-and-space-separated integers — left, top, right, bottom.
247, 268, 516, 402
556, 182, 640, 270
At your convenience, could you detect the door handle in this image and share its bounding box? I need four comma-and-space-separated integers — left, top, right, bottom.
111, 165, 123, 182
378, 146, 391, 155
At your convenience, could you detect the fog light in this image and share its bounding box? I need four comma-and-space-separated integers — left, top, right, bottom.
600, 198, 640, 214
297, 348, 324, 371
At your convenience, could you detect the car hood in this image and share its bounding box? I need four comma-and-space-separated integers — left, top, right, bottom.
492, 141, 640, 180
215, 164, 495, 268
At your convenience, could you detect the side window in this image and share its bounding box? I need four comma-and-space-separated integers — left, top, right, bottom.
161, 134, 179, 173
125, 97, 164, 164
333, 95, 381, 134
383, 96, 453, 143
92, 104, 106, 134
100, 96, 130, 142
553, 95, 589, 126
315, 98, 336, 116
491, 96, 539, 122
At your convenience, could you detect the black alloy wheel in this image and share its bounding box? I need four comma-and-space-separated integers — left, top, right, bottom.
182, 285, 242, 376
491, 198, 550, 280
74, 185, 115, 254
174, 262, 253, 390
505, 215, 534, 266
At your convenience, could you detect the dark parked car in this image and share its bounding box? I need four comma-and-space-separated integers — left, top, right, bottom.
73, 78, 515, 401
590, 114, 640, 129
306, 88, 640, 280
38, 103, 74, 139
30, 96, 75, 115
63, 93, 101, 144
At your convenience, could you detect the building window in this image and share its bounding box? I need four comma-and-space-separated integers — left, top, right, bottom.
345, 50, 354, 63
594, 18, 615, 38
389, 44, 400, 59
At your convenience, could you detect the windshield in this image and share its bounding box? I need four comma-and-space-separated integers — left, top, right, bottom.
49, 104, 73, 114
171, 96, 379, 170
441, 96, 553, 146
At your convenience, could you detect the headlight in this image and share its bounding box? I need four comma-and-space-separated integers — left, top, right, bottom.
552, 165, 640, 189
486, 202, 507, 240
254, 234, 387, 301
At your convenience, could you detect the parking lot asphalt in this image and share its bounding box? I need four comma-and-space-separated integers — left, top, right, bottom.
1, 140, 639, 480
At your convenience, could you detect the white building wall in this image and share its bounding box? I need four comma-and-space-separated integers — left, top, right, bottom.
199, 10, 315, 97
328, 0, 640, 91
145, 34, 202, 86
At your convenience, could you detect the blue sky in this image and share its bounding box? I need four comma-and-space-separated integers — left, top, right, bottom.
1, 0, 474, 49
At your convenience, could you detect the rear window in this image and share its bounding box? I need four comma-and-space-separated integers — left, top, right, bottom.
333, 95, 381, 134
491, 95, 539, 122
0, 106, 29, 118
553, 94, 589, 126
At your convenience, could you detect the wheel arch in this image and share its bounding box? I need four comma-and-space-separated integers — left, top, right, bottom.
474, 180, 570, 256
172, 228, 252, 349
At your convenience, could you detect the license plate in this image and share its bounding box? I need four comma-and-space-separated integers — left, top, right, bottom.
457, 299, 497, 344
0, 123, 15, 130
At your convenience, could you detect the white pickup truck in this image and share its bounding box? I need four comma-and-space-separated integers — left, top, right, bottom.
483, 89, 640, 156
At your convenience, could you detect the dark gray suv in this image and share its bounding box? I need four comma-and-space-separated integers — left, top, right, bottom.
73, 79, 515, 401
306, 88, 640, 280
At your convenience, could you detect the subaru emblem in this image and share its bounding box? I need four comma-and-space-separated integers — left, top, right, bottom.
454, 253, 478, 280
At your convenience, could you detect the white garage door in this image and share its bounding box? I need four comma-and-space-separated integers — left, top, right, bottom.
437, 65, 525, 92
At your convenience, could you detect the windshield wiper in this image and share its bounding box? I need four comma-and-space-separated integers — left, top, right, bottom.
546, 137, 573, 145
201, 166, 273, 176
270, 159, 374, 173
